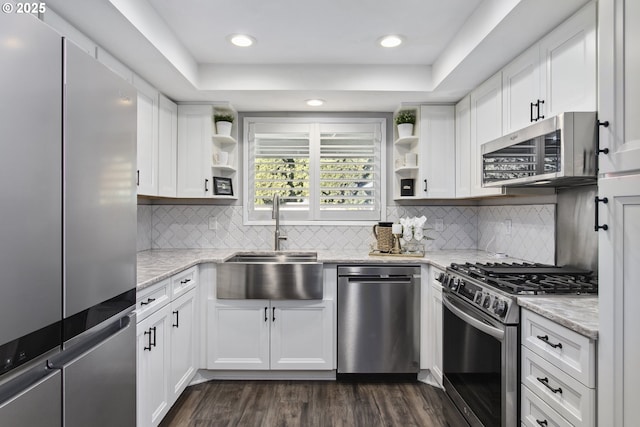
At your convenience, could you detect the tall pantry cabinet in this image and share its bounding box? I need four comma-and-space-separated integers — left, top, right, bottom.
597, 0, 640, 426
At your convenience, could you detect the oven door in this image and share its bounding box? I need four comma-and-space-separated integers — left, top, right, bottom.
442, 292, 518, 427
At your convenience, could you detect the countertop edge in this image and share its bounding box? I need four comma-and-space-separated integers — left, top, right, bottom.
517, 297, 599, 340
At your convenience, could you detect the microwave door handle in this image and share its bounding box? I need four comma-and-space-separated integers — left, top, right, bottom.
442, 294, 505, 341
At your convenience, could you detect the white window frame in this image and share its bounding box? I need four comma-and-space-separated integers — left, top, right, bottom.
243, 116, 387, 226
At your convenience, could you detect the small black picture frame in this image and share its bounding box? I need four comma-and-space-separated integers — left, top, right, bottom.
213, 177, 233, 196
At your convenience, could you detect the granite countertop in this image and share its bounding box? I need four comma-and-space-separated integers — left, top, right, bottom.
518, 296, 599, 340
136, 248, 522, 290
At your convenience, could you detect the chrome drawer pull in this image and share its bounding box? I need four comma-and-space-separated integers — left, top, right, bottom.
537, 376, 562, 394
536, 334, 563, 349
536, 420, 548, 426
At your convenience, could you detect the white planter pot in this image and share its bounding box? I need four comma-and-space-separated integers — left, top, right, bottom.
216, 121, 233, 136
397, 123, 414, 139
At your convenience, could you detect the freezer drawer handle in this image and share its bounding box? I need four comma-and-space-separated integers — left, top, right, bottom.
172, 310, 179, 328
140, 298, 155, 306
537, 377, 562, 394
536, 334, 562, 349
536, 420, 548, 426
180, 278, 191, 284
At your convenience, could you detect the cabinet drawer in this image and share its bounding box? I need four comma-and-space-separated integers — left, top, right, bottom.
522, 347, 595, 426
521, 384, 573, 427
521, 309, 595, 387
136, 279, 170, 323
171, 266, 197, 298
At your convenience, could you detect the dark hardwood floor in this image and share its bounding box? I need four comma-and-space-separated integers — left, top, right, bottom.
160, 379, 454, 427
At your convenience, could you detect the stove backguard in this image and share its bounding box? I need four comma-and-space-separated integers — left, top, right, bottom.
556, 185, 598, 273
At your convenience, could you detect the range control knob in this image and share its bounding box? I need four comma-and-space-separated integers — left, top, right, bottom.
474, 291, 483, 304
436, 273, 445, 283
482, 294, 492, 309
451, 278, 460, 291
494, 299, 508, 317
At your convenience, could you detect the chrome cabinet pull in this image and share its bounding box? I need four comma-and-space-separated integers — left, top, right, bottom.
537, 376, 562, 394
536, 334, 563, 349
595, 197, 609, 231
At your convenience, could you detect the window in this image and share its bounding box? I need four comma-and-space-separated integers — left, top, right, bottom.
244, 117, 385, 224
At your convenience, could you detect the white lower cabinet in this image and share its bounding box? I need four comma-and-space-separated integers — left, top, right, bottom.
520, 309, 596, 427
430, 277, 443, 385
137, 303, 171, 427
136, 268, 199, 427
420, 265, 443, 387
207, 299, 334, 370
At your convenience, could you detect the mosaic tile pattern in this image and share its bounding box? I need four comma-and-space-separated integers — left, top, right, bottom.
477, 205, 555, 264
148, 205, 479, 251
138, 203, 556, 264
137, 205, 152, 252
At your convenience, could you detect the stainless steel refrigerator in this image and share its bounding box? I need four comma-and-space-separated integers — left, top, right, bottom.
0, 13, 137, 427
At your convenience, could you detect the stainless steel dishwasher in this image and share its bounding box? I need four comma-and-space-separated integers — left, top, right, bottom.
337, 265, 420, 374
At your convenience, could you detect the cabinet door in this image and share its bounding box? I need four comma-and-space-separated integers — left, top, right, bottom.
177, 105, 212, 198
158, 95, 177, 198
431, 283, 443, 386
270, 300, 334, 370
598, 0, 640, 174
470, 73, 504, 196
419, 106, 455, 198
137, 304, 171, 427
598, 175, 640, 426
207, 300, 270, 370
169, 289, 196, 402
134, 76, 159, 196
502, 44, 540, 134
455, 96, 471, 198
539, 1, 596, 120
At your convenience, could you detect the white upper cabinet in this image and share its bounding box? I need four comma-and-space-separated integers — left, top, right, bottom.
455, 96, 471, 198
177, 105, 213, 198
502, 1, 596, 135
470, 72, 504, 197
134, 75, 159, 196
158, 95, 177, 198
502, 45, 541, 134
598, 0, 640, 174
419, 105, 456, 198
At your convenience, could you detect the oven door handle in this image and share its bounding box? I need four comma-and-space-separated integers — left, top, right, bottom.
442, 294, 505, 341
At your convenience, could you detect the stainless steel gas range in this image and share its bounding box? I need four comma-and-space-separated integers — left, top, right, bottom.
437, 262, 598, 427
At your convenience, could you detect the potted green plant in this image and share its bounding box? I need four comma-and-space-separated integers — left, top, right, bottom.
214, 113, 234, 136
395, 110, 416, 139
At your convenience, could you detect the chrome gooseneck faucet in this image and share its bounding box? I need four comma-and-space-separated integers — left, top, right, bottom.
272, 194, 287, 251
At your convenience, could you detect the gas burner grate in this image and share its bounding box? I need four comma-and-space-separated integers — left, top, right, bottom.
449, 262, 598, 295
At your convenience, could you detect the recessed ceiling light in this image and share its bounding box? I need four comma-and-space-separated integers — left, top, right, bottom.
229, 34, 256, 47
379, 35, 403, 48
306, 99, 325, 107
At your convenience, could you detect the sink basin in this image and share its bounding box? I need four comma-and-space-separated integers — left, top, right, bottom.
216, 252, 323, 299
225, 252, 318, 263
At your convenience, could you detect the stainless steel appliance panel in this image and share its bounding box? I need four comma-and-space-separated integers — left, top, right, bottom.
63, 41, 137, 317
0, 364, 62, 427
0, 13, 62, 346
338, 266, 419, 373
57, 312, 135, 427
556, 185, 598, 272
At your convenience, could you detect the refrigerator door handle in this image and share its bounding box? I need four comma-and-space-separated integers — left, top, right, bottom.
48, 311, 134, 369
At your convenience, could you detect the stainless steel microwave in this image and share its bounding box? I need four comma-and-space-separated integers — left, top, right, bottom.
481, 112, 597, 187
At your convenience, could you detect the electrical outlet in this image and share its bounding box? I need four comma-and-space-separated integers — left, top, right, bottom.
435, 219, 444, 232
208, 217, 217, 230
504, 219, 512, 235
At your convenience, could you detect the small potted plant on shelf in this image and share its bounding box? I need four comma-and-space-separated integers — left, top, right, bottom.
395, 110, 416, 139
213, 113, 234, 136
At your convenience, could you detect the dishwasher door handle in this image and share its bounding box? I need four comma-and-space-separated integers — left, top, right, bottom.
346, 277, 412, 284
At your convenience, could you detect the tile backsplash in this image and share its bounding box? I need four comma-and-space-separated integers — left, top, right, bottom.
138, 203, 556, 264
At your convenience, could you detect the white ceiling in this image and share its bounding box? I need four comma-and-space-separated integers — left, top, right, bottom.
44, 0, 590, 112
